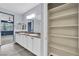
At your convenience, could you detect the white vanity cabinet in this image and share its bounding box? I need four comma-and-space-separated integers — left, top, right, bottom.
26, 36, 33, 52
21, 34, 27, 48
15, 33, 41, 56
32, 37, 41, 56
25, 36, 41, 56
15, 33, 20, 43
15, 33, 28, 48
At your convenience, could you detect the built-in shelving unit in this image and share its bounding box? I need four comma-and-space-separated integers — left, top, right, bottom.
48, 3, 78, 56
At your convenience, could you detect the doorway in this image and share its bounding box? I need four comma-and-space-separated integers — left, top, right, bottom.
0, 12, 14, 45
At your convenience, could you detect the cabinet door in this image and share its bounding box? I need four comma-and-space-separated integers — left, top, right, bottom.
15, 34, 21, 43
24, 36, 28, 49
17, 34, 23, 46
33, 37, 41, 56
21, 35, 27, 48
27, 36, 33, 51
15, 34, 27, 48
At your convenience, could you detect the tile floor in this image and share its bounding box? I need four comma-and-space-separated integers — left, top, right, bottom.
0, 43, 35, 56
1, 35, 14, 45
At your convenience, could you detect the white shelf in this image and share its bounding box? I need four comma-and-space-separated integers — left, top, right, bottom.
48, 25, 78, 28
49, 41, 77, 49
49, 34, 78, 39
48, 4, 77, 14
49, 12, 77, 20
49, 53, 58, 56
49, 45, 78, 55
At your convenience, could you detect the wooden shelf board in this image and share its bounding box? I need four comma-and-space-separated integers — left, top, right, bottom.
48, 25, 78, 28
49, 45, 78, 55
49, 34, 78, 39
49, 12, 77, 20
49, 4, 77, 14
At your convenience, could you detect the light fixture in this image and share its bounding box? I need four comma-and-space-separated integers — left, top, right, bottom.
26, 14, 35, 19
8, 17, 12, 22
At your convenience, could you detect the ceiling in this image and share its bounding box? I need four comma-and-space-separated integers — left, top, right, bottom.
0, 3, 39, 15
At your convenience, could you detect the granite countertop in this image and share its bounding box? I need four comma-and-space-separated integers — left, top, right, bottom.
15, 31, 41, 38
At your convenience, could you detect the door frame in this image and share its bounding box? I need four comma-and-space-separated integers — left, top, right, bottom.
41, 3, 48, 56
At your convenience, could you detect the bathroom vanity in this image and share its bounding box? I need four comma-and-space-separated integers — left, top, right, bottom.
15, 31, 41, 56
